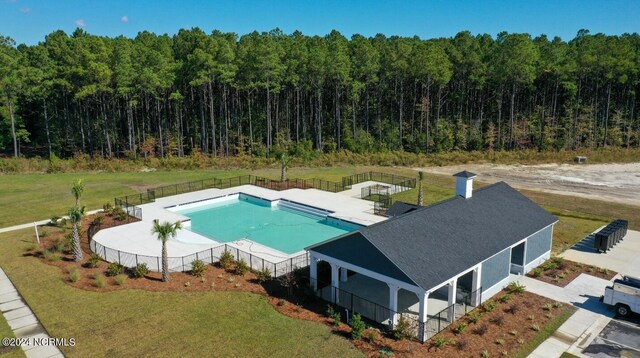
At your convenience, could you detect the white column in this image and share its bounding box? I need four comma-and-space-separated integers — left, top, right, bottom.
388, 283, 399, 326
309, 254, 318, 291
330, 262, 340, 304
418, 291, 430, 343
340, 267, 348, 282
471, 265, 482, 306
447, 279, 457, 323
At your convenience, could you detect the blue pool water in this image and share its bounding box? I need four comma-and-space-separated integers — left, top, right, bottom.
176, 196, 357, 254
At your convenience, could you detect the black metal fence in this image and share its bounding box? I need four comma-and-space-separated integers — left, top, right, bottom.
423, 288, 482, 341
90, 239, 308, 278
343, 171, 416, 191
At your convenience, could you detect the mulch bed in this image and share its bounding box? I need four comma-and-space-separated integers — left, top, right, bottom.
526, 257, 617, 287
28, 212, 576, 357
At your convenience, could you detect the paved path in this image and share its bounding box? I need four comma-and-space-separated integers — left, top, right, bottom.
0, 210, 102, 235
0, 267, 63, 358
521, 275, 616, 358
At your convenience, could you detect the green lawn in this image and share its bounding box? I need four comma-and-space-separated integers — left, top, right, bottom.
0, 312, 25, 358
0, 229, 363, 358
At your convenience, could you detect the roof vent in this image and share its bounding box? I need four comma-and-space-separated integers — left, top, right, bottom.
453, 171, 477, 199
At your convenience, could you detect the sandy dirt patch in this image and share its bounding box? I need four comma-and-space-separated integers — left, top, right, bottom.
416, 162, 640, 207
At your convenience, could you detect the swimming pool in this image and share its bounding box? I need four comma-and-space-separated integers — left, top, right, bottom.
174, 195, 359, 254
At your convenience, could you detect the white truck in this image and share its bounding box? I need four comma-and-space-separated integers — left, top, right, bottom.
602, 275, 640, 317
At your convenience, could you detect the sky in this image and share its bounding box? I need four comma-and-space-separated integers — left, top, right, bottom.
1, 0, 639, 45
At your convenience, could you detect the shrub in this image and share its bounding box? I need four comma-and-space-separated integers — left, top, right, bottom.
87, 253, 101, 268
102, 202, 113, 213
433, 337, 454, 349
553, 301, 563, 308
501, 350, 508, 356
481, 350, 490, 358
531, 323, 541, 331
132, 263, 149, 278
527, 314, 535, 321
190, 259, 206, 277
543, 303, 554, 311
114, 274, 127, 285
483, 300, 497, 312
94, 274, 106, 288
517, 338, 525, 344
277, 299, 286, 307
106, 262, 124, 277
542, 261, 558, 271
255, 268, 272, 283
473, 324, 488, 336
558, 271, 567, 279
531, 268, 543, 277
393, 316, 415, 340
509, 281, 526, 293
235, 259, 249, 276
456, 339, 468, 351
453, 322, 467, 334
91, 216, 104, 227
509, 330, 518, 336
326, 305, 341, 326
551, 256, 565, 268
468, 311, 482, 323
499, 293, 512, 303
350, 313, 365, 340
491, 314, 505, 326
68, 267, 80, 283
364, 328, 378, 343
43, 250, 61, 261
111, 207, 128, 221
495, 338, 505, 345
505, 304, 520, 314
53, 237, 67, 253
218, 250, 235, 269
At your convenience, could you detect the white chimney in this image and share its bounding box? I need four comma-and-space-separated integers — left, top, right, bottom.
453, 171, 477, 199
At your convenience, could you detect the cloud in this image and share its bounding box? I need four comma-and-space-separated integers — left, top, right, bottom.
19, 7, 30, 13
75, 19, 86, 27
120, 15, 128, 23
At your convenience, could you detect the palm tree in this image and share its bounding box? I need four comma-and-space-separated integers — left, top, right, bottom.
417, 171, 424, 206
151, 219, 183, 282
68, 206, 85, 262
71, 179, 85, 208
280, 154, 292, 183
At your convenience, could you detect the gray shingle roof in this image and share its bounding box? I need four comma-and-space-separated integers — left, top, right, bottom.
386, 201, 420, 218
309, 182, 558, 291
453, 170, 477, 178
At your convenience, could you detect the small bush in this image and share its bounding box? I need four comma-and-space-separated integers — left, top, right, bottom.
106, 262, 124, 277
551, 256, 565, 268
111, 207, 128, 221
505, 303, 520, 314
364, 329, 378, 343
491, 314, 505, 326
53, 237, 67, 253
235, 259, 249, 276
103, 202, 113, 212
527, 314, 535, 321
531, 323, 541, 331
114, 274, 127, 285
190, 259, 206, 277
481, 350, 490, 358
87, 253, 101, 268
456, 339, 468, 351
255, 268, 272, 283
350, 313, 366, 340
543, 303, 554, 311
495, 338, 505, 345
531, 268, 543, 277
542, 261, 558, 271
473, 324, 488, 336
468, 311, 482, 323
94, 274, 106, 288
433, 336, 454, 349
91, 216, 104, 226
483, 300, 497, 312
553, 301, 563, 308
326, 305, 341, 326
393, 316, 415, 340
68, 267, 80, 282
501, 350, 508, 356
218, 250, 235, 269
509, 281, 526, 293
517, 338, 525, 344
453, 322, 467, 334
499, 293, 512, 303
277, 299, 286, 307
132, 263, 149, 278
509, 330, 518, 336
43, 250, 61, 261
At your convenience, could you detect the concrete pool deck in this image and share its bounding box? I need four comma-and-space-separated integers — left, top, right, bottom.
92, 184, 388, 267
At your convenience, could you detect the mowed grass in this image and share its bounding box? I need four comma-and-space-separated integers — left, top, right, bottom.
0, 229, 363, 358
0, 313, 25, 358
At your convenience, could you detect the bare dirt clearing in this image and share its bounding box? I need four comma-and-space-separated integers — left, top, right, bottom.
416, 162, 640, 207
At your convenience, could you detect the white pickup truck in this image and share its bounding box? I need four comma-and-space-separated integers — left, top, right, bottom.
602, 275, 640, 317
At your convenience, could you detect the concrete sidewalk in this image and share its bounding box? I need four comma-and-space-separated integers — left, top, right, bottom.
521, 275, 616, 358
0, 267, 63, 358
0, 209, 102, 235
